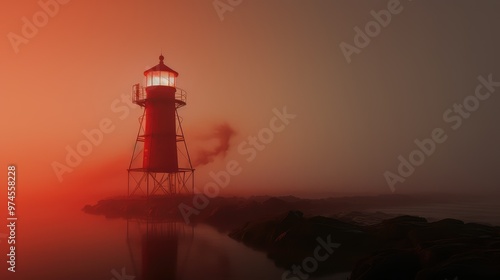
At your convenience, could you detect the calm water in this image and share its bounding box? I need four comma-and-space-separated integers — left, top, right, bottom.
3, 198, 498, 280
3, 203, 348, 280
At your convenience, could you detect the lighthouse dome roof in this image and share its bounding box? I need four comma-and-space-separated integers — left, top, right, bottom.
144, 55, 179, 77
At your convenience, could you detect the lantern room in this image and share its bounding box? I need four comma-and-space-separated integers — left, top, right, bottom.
144, 55, 178, 87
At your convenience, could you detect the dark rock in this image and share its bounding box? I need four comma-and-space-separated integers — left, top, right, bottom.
229, 211, 500, 279
350, 217, 500, 279
349, 249, 421, 280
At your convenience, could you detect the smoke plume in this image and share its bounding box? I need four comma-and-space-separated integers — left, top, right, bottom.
192, 123, 236, 167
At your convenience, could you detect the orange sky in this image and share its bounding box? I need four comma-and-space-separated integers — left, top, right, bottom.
1, 0, 500, 207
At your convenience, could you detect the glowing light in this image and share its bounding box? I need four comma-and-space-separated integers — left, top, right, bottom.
146, 70, 176, 87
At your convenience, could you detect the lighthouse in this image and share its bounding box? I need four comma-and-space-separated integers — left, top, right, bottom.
128, 55, 194, 197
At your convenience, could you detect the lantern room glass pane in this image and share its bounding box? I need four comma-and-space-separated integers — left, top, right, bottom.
146, 71, 175, 87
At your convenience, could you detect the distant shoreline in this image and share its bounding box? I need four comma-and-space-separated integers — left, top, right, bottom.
83, 193, 499, 229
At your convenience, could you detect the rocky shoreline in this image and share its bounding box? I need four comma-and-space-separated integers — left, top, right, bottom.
83, 194, 500, 279
230, 211, 500, 279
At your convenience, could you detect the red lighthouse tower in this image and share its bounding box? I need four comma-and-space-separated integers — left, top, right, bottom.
128, 55, 194, 197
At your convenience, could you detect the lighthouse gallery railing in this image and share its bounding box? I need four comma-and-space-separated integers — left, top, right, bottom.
132, 84, 187, 107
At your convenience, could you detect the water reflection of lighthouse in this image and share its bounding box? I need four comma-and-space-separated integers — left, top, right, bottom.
127, 220, 194, 280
